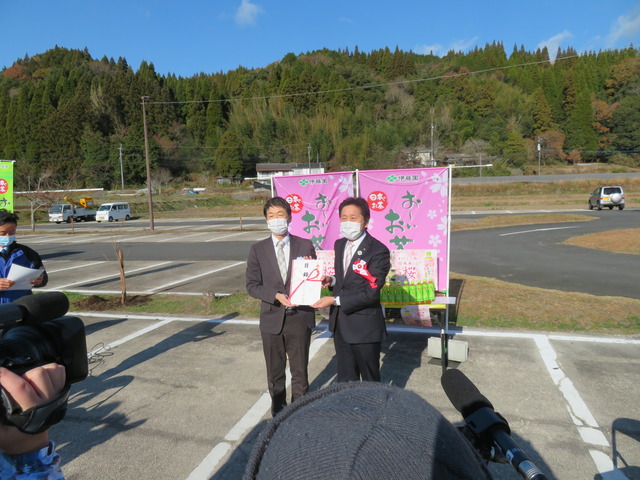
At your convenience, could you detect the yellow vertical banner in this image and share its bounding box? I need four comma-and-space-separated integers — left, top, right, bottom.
0, 161, 15, 212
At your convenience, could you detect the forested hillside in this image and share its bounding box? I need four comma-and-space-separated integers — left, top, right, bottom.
1, 43, 638, 190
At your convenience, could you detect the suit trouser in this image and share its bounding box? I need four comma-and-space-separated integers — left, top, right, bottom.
333, 321, 381, 383
261, 314, 311, 415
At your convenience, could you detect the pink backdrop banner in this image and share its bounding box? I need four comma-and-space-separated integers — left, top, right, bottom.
357, 167, 450, 291
273, 172, 354, 250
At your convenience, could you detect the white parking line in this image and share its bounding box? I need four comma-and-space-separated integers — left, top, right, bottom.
204, 232, 254, 242
192, 225, 219, 231
49, 288, 215, 296
88, 318, 174, 356
19, 235, 62, 244
58, 235, 108, 244
535, 337, 629, 479
452, 329, 640, 345
53, 261, 173, 290
99, 234, 160, 243
187, 327, 333, 479
156, 231, 214, 243
499, 226, 580, 236
46, 261, 107, 273
148, 261, 246, 292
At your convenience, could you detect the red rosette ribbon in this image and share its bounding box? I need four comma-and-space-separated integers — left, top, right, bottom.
352, 259, 377, 288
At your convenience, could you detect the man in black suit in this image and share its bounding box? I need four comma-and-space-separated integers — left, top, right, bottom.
246, 196, 317, 416
312, 197, 391, 382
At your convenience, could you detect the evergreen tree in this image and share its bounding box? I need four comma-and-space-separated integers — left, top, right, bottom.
214, 130, 244, 177
532, 88, 555, 134
0, 44, 638, 185
503, 129, 527, 168
565, 90, 598, 156
611, 95, 640, 152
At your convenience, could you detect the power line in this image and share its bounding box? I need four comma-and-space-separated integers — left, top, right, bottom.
543, 149, 640, 154
146, 54, 581, 106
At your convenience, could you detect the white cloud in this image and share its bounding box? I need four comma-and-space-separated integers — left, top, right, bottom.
537, 30, 573, 61
338, 17, 353, 24
450, 37, 479, 53
415, 43, 444, 56
235, 0, 263, 26
606, 6, 640, 47
414, 37, 479, 57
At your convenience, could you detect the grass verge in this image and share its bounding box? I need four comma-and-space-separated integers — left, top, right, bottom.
563, 228, 640, 255
66, 275, 640, 335
66, 291, 261, 318
450, 273, 640, 335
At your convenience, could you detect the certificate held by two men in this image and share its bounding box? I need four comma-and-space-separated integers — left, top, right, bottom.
289, 258, 322, 306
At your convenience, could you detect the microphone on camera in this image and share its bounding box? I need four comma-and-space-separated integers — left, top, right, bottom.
441, 367, 494, 417
441, 369, 548, 480
0, 292, 70, 327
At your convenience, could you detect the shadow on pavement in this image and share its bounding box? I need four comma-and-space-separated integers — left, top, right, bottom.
55, 314, 239, 468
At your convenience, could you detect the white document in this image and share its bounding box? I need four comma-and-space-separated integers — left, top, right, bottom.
289, 258, 322, 306
7, 264, 45, 290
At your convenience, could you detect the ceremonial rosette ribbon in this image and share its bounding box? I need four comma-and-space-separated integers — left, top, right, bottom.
352, 259, 377, 288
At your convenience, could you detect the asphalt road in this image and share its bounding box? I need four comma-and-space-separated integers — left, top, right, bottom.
28, 208, 640, 299
451, 209, 640, 299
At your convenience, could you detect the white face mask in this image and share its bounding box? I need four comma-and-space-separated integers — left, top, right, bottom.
267, 218, 289, 236
340, 221, 364, 241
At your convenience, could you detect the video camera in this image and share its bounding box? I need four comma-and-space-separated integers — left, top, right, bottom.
0, 292, 88, 433
442, 369, 548, 480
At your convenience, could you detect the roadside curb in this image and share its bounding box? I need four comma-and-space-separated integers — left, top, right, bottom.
70, 311, 640, 343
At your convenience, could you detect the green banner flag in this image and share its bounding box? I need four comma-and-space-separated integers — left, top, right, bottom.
0, 161, 15, 212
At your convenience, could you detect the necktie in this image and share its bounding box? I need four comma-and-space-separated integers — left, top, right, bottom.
276, 240, 287, 283
344, 241, 353, 277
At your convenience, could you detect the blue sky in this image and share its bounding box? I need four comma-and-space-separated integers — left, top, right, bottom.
2, 0, 639, 77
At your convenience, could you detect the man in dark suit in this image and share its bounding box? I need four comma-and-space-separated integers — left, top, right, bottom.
246, 196, 317, 416
312, 197, 391, 382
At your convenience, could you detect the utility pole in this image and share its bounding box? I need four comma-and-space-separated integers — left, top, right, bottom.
141, 96, 155, 231
307, 144, 311, 173
430, 108, 435, 166
118, 143, 125, 190
537, 138, 541, 176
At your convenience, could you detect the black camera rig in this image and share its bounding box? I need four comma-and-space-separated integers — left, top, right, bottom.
0, 292, 88, 434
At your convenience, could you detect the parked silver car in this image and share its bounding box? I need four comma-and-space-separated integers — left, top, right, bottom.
588, 186, 625, 210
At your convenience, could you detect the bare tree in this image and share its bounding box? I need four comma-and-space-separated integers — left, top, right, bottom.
149, 167, 173, 194
18, 170, 58, 231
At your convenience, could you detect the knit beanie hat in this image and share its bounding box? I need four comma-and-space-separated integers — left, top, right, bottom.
244, 382, 493, 480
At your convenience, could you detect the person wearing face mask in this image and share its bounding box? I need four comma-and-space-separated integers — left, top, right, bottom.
246, 196, 317, 416
0, 209, 48, 304
312, 197, 390, 382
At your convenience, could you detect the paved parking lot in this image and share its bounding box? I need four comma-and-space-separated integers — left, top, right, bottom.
50, 312, 639, 480
16, 217, 640, 479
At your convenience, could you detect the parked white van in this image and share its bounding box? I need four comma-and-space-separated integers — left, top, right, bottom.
96, 202, 131, 222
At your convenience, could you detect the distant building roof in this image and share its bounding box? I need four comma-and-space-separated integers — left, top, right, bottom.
256, 162, 324, 172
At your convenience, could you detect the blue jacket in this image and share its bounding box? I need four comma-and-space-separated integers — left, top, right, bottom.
0, 442, 64, 479
0, 242, 48, 304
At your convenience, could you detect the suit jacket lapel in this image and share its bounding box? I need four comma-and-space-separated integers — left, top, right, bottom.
345, 233, 373, 279
357, 233, 374, 259
264, 236, 285, 288
335, 238, 347, 279
287, 235, 300, 285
